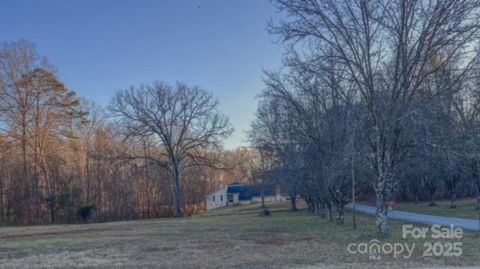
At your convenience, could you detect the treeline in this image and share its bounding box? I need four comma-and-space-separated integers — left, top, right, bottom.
0, 40, 238, 225
250, 0, 480, 234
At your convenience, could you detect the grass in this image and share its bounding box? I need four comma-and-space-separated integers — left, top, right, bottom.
394, 198, 480, 220
202, 200, 294, 217
0, 202, 478, 268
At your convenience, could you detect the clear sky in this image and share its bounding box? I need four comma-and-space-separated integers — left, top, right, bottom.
0, 0, 284, 149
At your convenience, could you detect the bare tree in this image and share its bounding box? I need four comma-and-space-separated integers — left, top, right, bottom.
0, 40, 82, 223
270, 0, 480, 233
0, 41, 49, 220
109, 82, 232, 217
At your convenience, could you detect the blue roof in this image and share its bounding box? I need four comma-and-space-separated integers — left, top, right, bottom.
227, 183, 276, 201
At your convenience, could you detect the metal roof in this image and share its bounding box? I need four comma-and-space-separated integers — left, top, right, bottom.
226, 183, 276, 201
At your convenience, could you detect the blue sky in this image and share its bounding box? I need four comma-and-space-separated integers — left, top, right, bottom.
0, 0, 284, 149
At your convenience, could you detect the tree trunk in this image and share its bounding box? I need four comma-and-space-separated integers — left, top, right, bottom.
260, 181, 265, 209
41, 158, 55, 224
96, 160, 103, 222
450, 189, 457, 209
336, 204, 344, 225
372, 134, 394, 234
0, 174, 3, 223
34, 173, 40, 223
172, 168, 182, 218
476, 183, 480, 210
375, 192, 389, 234
289, 194, 297, 211
305, 197, 313, 213
21, 120, 28, 182
426, 177, 437, 207
374, 166, 392, 234
450, 176, 457, 209
429, 191, 436, 206
314, 200, 320, 215
324, 200, 333, 221
19, 115, 28, 223
49, 188, 56, 224
86, 149, 91, 205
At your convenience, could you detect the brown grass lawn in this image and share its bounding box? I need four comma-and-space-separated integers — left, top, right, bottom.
0, 202, 479, 269
394, 198, 480, 220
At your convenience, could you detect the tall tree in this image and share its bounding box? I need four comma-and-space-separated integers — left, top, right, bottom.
109, 82, 232, 217
0, 40, 82, 222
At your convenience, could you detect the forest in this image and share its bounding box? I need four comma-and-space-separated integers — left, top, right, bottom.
0, 40, 266, 225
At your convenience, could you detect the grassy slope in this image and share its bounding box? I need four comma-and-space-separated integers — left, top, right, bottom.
0, 202, 478, 268
394, 198, 480, 220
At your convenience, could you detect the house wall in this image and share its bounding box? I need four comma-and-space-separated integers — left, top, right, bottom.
233, 193, 239, 205
238, 200, 251, 205
206, 187, 228, 211
226, 193, 239, 206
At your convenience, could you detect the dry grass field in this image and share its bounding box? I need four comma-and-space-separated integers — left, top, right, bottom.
394, 198, 480, 220
0, 202, 479, 269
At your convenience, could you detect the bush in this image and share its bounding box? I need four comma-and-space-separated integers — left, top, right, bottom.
77, 205, 95, 223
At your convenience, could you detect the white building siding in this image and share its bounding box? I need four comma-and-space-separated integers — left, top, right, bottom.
251, 195, 277, 203
206, 186, 227, 211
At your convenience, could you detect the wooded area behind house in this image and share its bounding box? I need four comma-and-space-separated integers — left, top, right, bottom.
0, 40, 265, 225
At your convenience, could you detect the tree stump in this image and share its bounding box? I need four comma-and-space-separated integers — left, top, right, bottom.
260, 208, 271, 216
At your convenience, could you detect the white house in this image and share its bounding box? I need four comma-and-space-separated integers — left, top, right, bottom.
205, 185, 228, 210
205, 183, 280, 211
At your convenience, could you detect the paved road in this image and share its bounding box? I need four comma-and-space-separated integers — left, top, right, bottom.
346, 203, 480, 231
